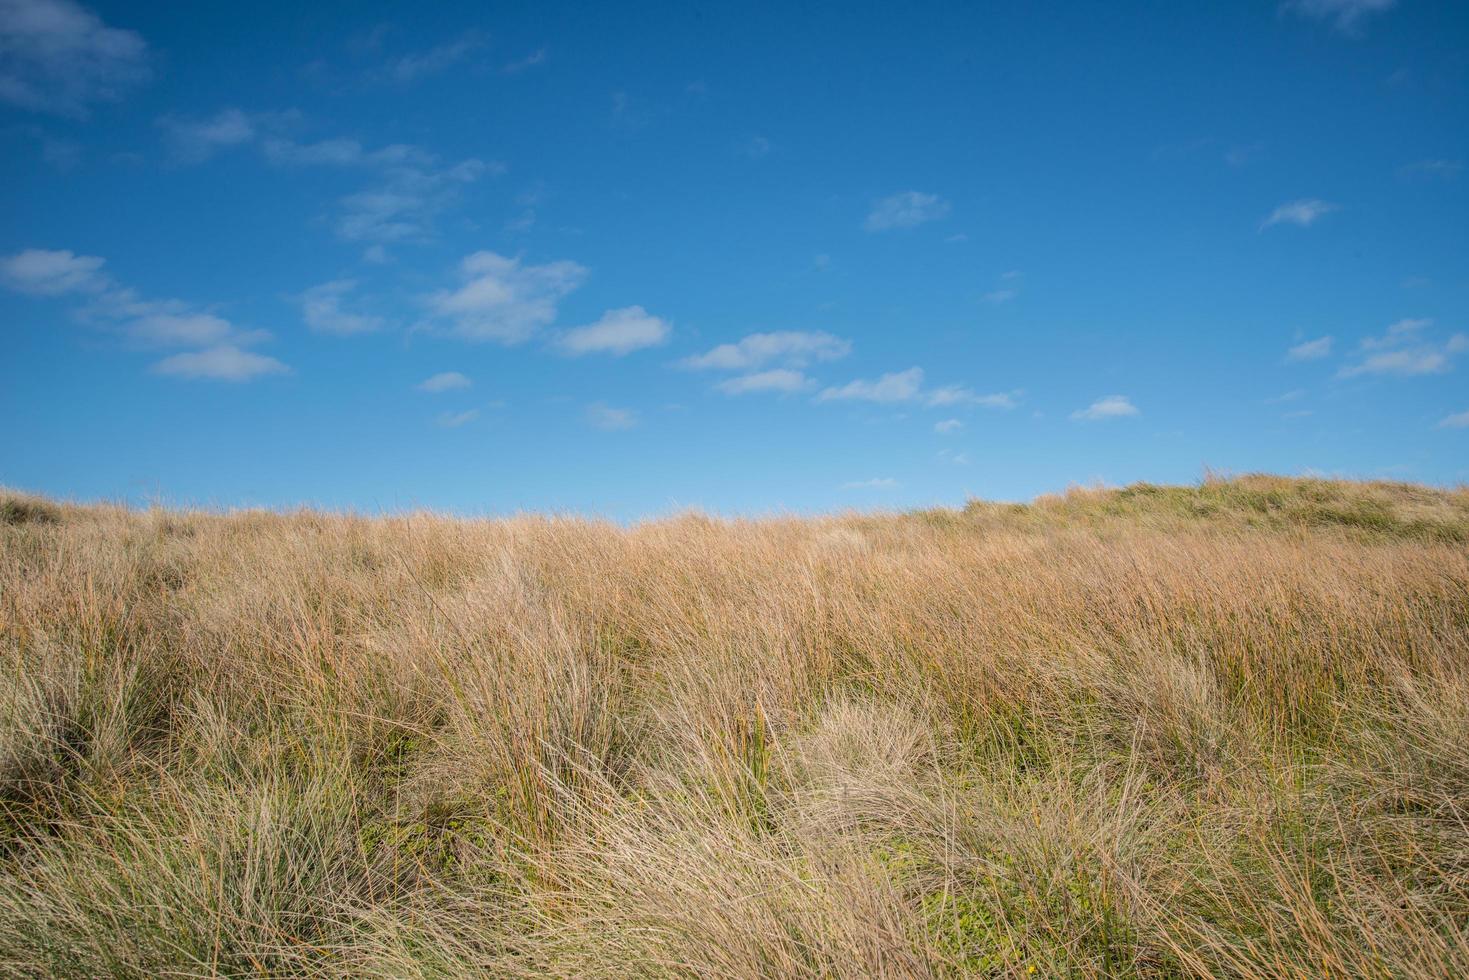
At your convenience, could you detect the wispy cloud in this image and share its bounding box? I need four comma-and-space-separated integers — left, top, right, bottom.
435, 408, 479, 428
417, 371, 471, 393
0, 0, 149, 116
864, 191, 950, 232
1338, 318, 1466, 378
2, 246, 287, 379
714, 369, 812, 395
385, 31, 484, 84
681, 331, 851, 371
300, 279, 382, 335
152, 345, 288, 382
1398, 159, 1461, 179
934, 418, 963, 434
557, 306, 671, 356
1439, 410, 1469, 430
1286, 336, 1333, 361
0, 247, 106, 295
817, 367, 1017, 410
1283, 0, 1397, 35
157, 108, 260, 163
1261, 199, 1338, 230
502, 48, 547, 74
740, 135, 771, 159
983, 289, 1018, 304
425, 251, 588, 344
841, 477, 897, 490
1071, 395, 1139, 421
587, 403, 637, 430
817, 367, 925, 403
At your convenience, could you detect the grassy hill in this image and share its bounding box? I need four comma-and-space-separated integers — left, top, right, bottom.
2, 476, 1467, 977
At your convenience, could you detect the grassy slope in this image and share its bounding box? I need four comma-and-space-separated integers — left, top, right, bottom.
1, 475, 1467, 978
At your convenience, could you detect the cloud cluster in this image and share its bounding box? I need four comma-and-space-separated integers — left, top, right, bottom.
683, 331, 851, 394
424, 251, 588, 344
0, 0, 149, 116
0, 247, 287, 380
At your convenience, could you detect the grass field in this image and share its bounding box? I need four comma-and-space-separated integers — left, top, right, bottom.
2, 475, 1467, 978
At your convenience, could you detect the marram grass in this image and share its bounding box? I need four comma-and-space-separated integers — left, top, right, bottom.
2, 475, 1467, 978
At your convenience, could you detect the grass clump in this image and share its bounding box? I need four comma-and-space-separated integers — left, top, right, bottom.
1, 475, 1467, 977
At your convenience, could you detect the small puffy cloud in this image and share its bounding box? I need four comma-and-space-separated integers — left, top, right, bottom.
1284, 0, 1397, 34
681, 330, 851, 371
864, 191, 950, 232
1286, 336, 1333, 361
1261, 199, 1338, 229
936, 448, 971, 466
152, 345, 288, 382
1339, 318, 1464, 378
557, 305, 671, 356
157, 108, 256, 163
1438, 410, 1469, 430
818, 367, 925, 403
586, 402, 637, 430
435, 409, 479, 428
301, 279, 382, 336
1071, 395, 1139, 421
427, 251, 588, 343
0, 0, 150, 117
0, 247, 107, 294
714, 369, 811, 395
934, 418, 963, 434
417, 371, 471, 393
842, 477, 898, 490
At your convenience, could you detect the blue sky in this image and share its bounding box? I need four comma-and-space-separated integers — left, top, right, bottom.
2, 0, 1466, 517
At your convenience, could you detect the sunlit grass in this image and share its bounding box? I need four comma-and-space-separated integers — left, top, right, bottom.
2, 475, 1467, 977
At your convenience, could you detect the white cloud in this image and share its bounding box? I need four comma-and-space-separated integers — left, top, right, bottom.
1284, 0, 1397, 34
681, 330, 851, 371
435, 409, 479, 428
818, 367, 925, 403
1071, 395, 1139, 421
0, 247, 106, 294
741, 135, 771, 158
936, 448, 971, 466
1339, 318, 1464, 378
1286, 336, 1333, 361
842, 477, 898, 490
427, 251, 588, 343
128, 311, 239, 346
983, 289, 1018, 304
157, 108, 256, 163
301, 279, 382, 336
1261, 199, 1338, 229
864, 191, 950, 231
587, 403, 637, 430
934, 418, 963, 434
1438, 410, 1469, 430
417, 371, 471, 393
557, 305, 671, 356
714, 369, 812, 395
0, 0, 149, 116
152, 345, 288, 382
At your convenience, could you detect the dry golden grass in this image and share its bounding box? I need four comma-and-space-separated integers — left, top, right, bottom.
1, 474, 1467, 978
